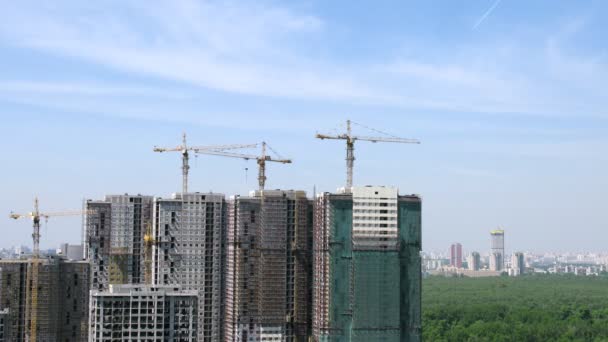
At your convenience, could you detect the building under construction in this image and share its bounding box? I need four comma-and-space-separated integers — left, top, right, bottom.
0, 257, 90, 341
152, 192, 226, 342
0, 308, 8, 342
84, 194, 153, 290
224, 190, 313, 342
89, 284, 198, 341
312, 186, 422, 342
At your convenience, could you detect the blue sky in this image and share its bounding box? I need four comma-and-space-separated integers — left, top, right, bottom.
0, 0, 607, 253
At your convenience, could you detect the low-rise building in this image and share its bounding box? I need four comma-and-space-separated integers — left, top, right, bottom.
89, 284, 198, 342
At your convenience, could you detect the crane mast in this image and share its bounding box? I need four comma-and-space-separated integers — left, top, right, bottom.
181, 133, 189, 194
316, 119, 420, 191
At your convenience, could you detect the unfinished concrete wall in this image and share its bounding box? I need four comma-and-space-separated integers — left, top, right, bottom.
89, 285, 198, 342
153, 192, 225, 342
85, 195, 153, 291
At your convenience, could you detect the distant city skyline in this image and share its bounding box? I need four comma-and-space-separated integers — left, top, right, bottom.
1, 1, 608, 251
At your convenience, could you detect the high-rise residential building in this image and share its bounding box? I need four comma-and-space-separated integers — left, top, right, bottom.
89, 284, 198, 342
152, 192, 225, 342
511, 252, 525, 276
224, 190, 313, 342
85, 194, 153, 290
312, 186, 422, 342
0, 308, 8, 342
450, 243, 462, 268
0, 257, 90, 341
490, 229, 505, 271
468, 252, 481, 271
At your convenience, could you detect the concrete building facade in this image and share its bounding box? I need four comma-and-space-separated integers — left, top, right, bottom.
312, 186, 422, 342
224, 190, 313, 342
152, 192, 225, 342
89, 284, 198, 342
59, 243, 84, 261
511, 252, 525, 276
85, 194, 153, 290
0, 257, 90, 341
450, 243, 462, 268
468, 252, 481, 271
490, 230, 505, 272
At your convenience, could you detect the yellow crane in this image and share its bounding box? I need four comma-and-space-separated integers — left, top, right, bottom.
143, 221, 155, 285
9, 197, 89, 342
153, 133, 257, 193
315, 119, 420, 191
193, 141, 291, 191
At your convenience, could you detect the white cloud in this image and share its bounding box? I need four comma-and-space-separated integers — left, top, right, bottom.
0, 1, 606, 119
0, 81, 189, 98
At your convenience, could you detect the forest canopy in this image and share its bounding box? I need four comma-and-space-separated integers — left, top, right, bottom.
423, 274, 608, 341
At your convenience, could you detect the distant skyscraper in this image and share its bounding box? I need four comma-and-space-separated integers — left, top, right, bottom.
490, 229, 505, 271
450, 243, 462, 268
312, 186, 422, 342
224, 190, 313, 342
0, 257, 89, 341
85, 194, 153, 290
59, 243, 84, 260
89, 285, 198, 342
512, 252, 525, 276
468, 252, 481, 271
152, 192, 225, 342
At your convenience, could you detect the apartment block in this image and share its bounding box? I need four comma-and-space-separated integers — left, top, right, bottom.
89, 284, 198, 342
312, 186, 422, 342
85, 194, 153, 290
152, 192, 226, 342
0, 257, 90, 341
224, 190, 313, 342
450, 243, 462, 268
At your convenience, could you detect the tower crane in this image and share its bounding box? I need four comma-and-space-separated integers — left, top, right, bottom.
153, 133, 257, 193
315, 119, 420, 192
9, 197, 90, 342
194, 142, 291, 191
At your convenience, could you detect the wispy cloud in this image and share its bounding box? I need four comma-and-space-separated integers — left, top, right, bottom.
473, 0, 502, 30
0, 1, 606, 119
0, 81, 190, 98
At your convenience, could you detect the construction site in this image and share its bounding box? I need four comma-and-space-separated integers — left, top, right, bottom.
1, 120, 422, 341
0, 257, 90, 341
224, 190, 313, 342
152, 192, 226, 342
84, 195, 153, 291
312, 187, 422, 342
89, 284, 198, 341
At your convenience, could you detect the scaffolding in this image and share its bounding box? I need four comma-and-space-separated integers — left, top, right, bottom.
0, 258, 90, 341
311, 191, 422, 342
225, 190, 312, 342
153, 193, 225, 342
